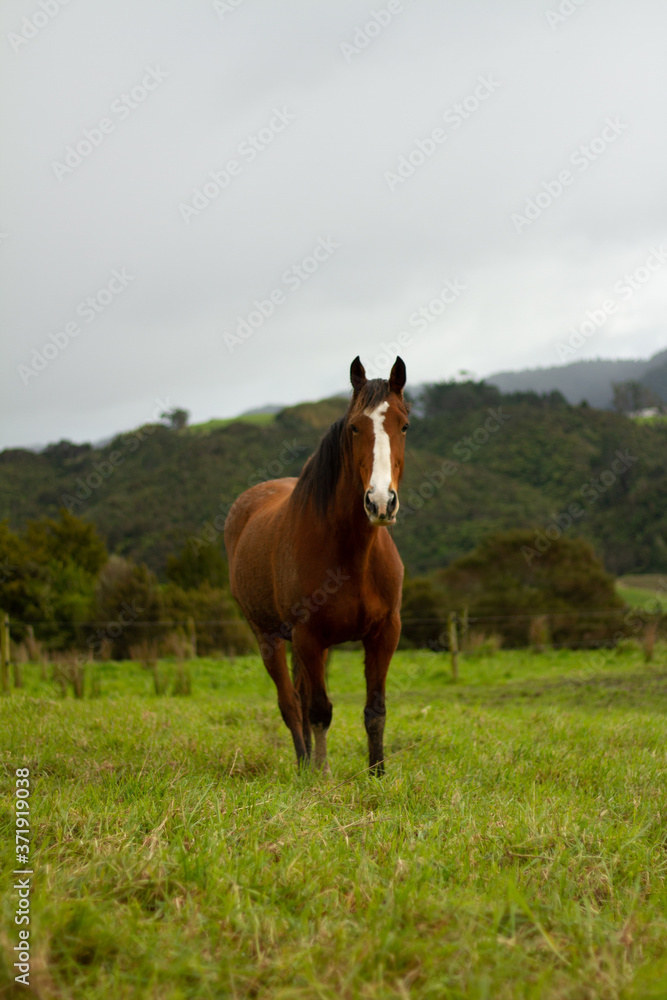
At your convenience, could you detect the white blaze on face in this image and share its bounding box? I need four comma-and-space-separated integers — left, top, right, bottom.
367, 400, 394, 514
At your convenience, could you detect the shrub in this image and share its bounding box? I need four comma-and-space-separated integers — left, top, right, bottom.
161, 581, 254, 656
93, 556, 163, 659
435, 530, 625, 648
400, 577, 448, 647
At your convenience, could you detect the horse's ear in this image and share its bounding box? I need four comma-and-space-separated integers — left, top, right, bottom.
350, 356, 367, 395
389, 356, 406, 395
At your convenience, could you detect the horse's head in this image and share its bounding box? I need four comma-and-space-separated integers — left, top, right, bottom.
348, 356, 409, 527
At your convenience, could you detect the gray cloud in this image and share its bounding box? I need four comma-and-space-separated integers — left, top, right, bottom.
2, 0, 667, 447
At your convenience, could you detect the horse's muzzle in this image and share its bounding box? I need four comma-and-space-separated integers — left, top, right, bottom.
365, 488, 398, 525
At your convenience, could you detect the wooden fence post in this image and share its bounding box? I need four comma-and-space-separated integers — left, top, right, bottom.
448, 611, 459, 681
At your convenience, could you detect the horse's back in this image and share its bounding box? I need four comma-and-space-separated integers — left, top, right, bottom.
224, 478, 296, 557
224, 478, 297, 628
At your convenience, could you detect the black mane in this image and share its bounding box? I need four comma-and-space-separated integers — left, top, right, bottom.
292, 415, 348, 518
292, 379, 406, 518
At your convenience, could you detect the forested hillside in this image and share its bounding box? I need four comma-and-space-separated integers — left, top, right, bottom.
487, 347, 667, 408
2, 381, 667, 577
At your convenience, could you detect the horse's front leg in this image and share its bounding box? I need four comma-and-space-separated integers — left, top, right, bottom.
362, 615, 401, 775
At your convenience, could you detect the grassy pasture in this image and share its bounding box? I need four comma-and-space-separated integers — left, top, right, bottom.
1, 647, 667, 999
616, 575, 667, 611
616, 585, 662, 610
187, 413, 277, 435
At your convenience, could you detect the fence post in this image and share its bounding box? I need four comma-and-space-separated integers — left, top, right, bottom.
1, 613, 10, 694
448, 611, 459, 681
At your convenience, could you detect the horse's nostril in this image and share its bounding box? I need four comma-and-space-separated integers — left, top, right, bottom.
387, 490, 398, 515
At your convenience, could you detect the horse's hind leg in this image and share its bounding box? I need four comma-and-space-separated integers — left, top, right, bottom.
256, 632, 307, 766
292, 631, 332, 771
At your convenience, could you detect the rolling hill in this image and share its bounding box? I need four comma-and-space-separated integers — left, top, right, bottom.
2, 380, 667, 578
487, 348, 667, 408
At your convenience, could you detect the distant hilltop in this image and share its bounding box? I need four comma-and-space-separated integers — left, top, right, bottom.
487, 348, 667, 409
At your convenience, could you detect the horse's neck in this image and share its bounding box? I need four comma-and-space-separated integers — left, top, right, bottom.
324, 481, 379, 571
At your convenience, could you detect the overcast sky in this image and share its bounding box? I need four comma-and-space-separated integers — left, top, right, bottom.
2, 0, 667, 449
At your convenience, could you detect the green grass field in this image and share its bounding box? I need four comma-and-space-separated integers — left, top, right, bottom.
2, 646, 667, 999
616, 574, 667, 612
187, 413, 276, 436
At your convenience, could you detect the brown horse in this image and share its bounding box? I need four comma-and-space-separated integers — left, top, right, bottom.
224, 356, 409, 774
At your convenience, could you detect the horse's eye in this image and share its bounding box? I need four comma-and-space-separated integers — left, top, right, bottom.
350, 424, 359, 434
402, 423, 409, 432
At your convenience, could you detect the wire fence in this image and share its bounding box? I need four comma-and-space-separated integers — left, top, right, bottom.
5, 609, 660, 627
1, 604, 662, 698
2, 605, 662, 666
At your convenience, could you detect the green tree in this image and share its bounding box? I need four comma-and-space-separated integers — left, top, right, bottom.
161, 581, 254, 656
92, 556, 162, 659
400, 577, 447, 648
0, 511, 107, 647
612, 380, 661, 413
420, 380, 501, 418
160, 407, 190, 430
0, 521, 49, 629
25, 508, 107, 575
27, 509, 108, 646
166, 541, 229, 590
435, 530, 623, 647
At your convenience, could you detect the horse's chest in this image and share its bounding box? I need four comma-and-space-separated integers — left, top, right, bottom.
300, 572, 390, 642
